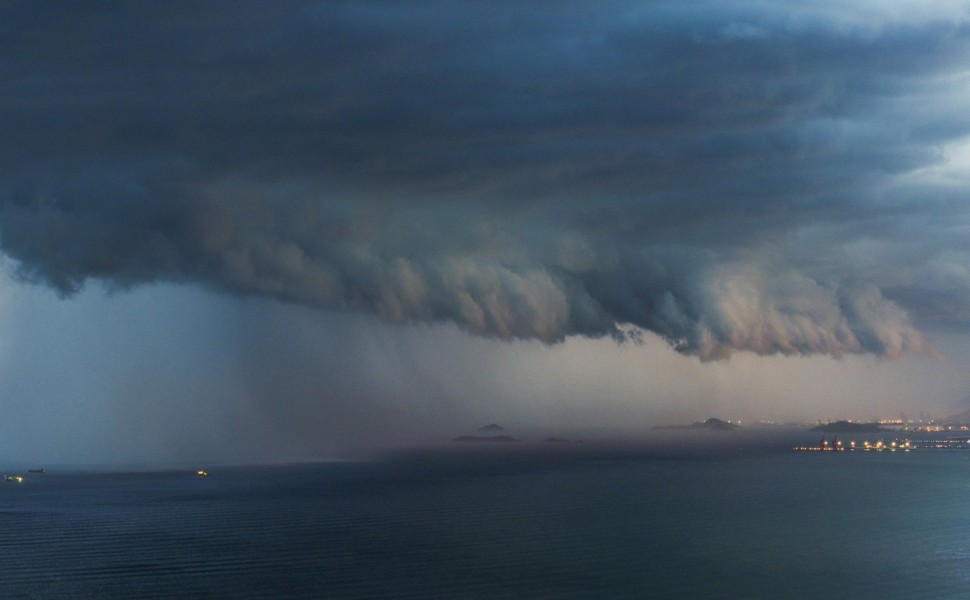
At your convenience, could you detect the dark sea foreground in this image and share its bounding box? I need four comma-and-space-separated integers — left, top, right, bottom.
3, 431, 970, 599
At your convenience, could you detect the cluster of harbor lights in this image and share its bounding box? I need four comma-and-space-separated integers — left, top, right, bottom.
794, 437, 970, 452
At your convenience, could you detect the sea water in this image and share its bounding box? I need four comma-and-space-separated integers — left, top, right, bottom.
2, 434, 970, 598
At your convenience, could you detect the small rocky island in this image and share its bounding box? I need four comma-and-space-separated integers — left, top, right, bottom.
453, 424, 519, 442
653, 418, 739, 431
452, 423, 581, 443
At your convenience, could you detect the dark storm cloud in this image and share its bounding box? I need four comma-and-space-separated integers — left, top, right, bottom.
2, 1, 969, 358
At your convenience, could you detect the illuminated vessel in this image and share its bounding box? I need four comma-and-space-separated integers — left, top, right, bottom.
4, 474, 24, 483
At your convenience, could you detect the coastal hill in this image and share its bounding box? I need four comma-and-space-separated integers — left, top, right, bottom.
478, 423, 505, 432
810, 421, 883, 433
653, 418, 739, 431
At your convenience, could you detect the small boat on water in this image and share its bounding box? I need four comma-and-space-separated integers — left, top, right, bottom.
4, 474, 24, 483
196, 469, 209, 477
27, 468, 45, 474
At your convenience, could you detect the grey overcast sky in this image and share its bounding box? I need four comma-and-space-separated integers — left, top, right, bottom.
3, 1, 970, 464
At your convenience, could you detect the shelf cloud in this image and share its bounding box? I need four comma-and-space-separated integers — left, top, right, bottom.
3, 1, 970, 359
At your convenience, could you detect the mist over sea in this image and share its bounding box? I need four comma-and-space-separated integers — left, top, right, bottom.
3, 430, 970, 599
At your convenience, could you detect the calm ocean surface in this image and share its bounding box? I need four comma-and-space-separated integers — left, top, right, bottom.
3, 433, 970, 599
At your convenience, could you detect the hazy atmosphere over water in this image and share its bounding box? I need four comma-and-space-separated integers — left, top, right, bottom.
3, 1, 970, 464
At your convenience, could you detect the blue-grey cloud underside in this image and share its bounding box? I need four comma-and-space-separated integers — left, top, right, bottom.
3, 1, 970, 359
